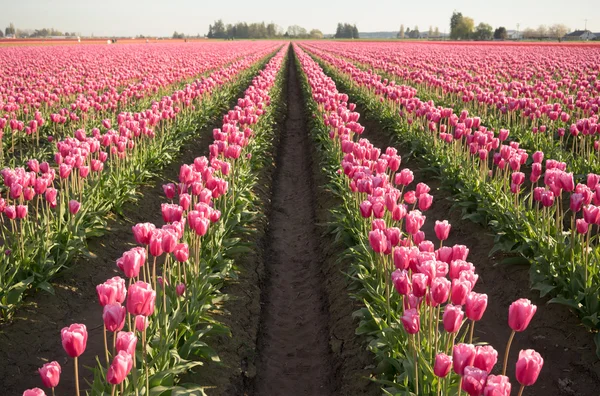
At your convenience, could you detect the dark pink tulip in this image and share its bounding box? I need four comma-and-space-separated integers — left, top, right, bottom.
515, 349, 544, 386
163, 183, 176, 200
118, 248, 144, 278
484, 375, 512, 396
431, 276, 451, 304
541, 191, 555, 207
135, 315, 149, 332
132, 222, 156, 245
411, 273, 428, 297
451, 278, 471, 305
96, 277, 126, 306
434, 353, 452, 377
115, 331, 137, 356
23, 389, 46, 396
106, 350, 133, 385
38, 361, 61, 389
173, 243, 189, 262
453, 343, 476, 376
161, 203, 183, 223
395, 168, 414, 186
434, 220, 451, 241
418, 193, 433, 211
179, 193, 191, 211
583, 205, 600, 224
474, 345, 498, 373
587, 173, 599, 190
176, 283, 186, 296
16, 205, 28, 219
405, 210, 425, 235
570, 193, 585, 212
452, 244, 469, 261
127, 281, 156, 317
4, 205, 17, 220
45, 188, 58, 206
532, 151, 544, 164
404, 190, 416, 204
576, 219, 589, 234
443, 304, 464, 333
149, 230, 164, 256
209, 209, 221, 223
462, 366, 488, 396
391, 269, 411, 295
401, 308, 420, 334
508, 298, 537, 332
466, 292, 488, 321
69, 200, 81, 215
368, 229, 387, 254
415, 182, 430, 196
61, 323, 88, 358
102, 303, 126, 332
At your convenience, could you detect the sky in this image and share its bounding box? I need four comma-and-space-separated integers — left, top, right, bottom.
0, 0, 598, 37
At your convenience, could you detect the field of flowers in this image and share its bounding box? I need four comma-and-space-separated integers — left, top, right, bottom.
2, 40, 600, 395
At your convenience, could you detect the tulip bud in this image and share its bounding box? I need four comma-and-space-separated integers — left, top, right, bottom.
61, 323, 88, 358
434, 353, 452, 378
434, 220, 451, 241
115, 331, 137, 356
391, 269, 411, 295
176, 283, 186, 296
465, 292, 488, 321
135, 315, 149, 332
106, 350, 133, 385
69, 199, 81, 215
515, 349, 544, 387
443, 304, 464, 333
473, 345, 498, 374
401, 308, 420, 334
453, 343, 476, 375
126, 281, 156, 316
103, 303, 126, 332
508, 298, 537, 332
38, 361, 61, 389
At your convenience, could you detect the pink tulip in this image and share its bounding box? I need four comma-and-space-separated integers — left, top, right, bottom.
16, 205, 28, 219
465, 292, 488, 321
434, 220, 451, 241
431, 276, 451, 304
576, 219, 589, 234
61, 324, 88, 358
115, 331, 138, 356
368, 229, 387, 254
405, 210, 425, 235
417, 193, 433, 211
132, 222, 156, 245
508, 298, 537, 332
443, 304, 464, 333
135, 315, 149, 332
451, 278, 471, 305
23, 389, 46, 396
395, 168, 414, 186
515, 349, 544, 387
69, 200, 81, 215
103, 303, 126, 332
126, 281, 156, 316
149, 230, 164, 256
117, 248, 145, 278
391, 269, 411, 295
173, 243, 189, 262
462, 366, 488, 396
106, 350, 133, 385
473, 345, 498, 373
96, 277, 127, 306
453, 343, 476, 376
434, 353, 452, 378
176, 283, 186, 296
411, 273, 428, 297
483, 375, 512, 396
401, 308, 420, 334
38, 361, 61, 389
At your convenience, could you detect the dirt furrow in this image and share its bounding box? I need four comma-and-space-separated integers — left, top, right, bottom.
253, 50, 334, 396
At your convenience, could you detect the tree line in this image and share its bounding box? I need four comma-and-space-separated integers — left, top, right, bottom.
2, 23, 79, 38
206, 20, 324, 39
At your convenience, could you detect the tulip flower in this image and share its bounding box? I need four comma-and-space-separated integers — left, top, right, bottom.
473, 345, 498, 374
411, 273, 428, 298
462, 366, 488, 396
483, 375, 512, 396
176, 283, 186, 296
38, 361, 61, 391
69, 200, 81, 215
443, 304, 464, 333
401, 308, 420, 334
23, 389, 46, 396
434, 353, 452, 377
96, 277, 127, 306
61, 323, 87, 396
434, 220, 451, 243
503, 299, 537, 375
115, 331, 138, 356
135, 315, 149, 332
107, 350, 133, 385
515, 349, 544, 391
431, 276, 451, 304
453, 343, 476, 376
391, 269, 411, 295
127, 281, 156, 316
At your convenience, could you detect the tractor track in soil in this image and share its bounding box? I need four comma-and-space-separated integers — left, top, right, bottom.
252, 48, 335, 396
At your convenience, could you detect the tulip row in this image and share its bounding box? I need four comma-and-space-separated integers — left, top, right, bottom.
0, 44, 280, 320
305, 42, 600, 177
294, 43, 544, 396
0, 43, 276, 167
21, 45, 287, 396
300, 45, 600, 347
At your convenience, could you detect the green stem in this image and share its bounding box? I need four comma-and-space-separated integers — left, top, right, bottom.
502, 330, 516, 376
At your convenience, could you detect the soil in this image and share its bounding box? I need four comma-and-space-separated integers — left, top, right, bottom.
0, 98, 229, 395
353, 99, 600, 395
251, 49, 334, 396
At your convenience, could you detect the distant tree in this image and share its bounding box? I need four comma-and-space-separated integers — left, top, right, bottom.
334, 23, 358, 39
207, 19, 226, 39
548, 24, 569, 41
309, 29, 323, 39
453, 16, 474, 39
494, 26, 507, 39
172, 31, 184, 39
5, 23, 15, 37
522, 27, 537, 39
408, 26, 420, 39
352, 25, 359, 39
405, 27, 410, 37
536, 24, 548, 39
434, 26, 440, 38
473, 23, 493, 40
428, 26, 433, 38
0, 30, 3, 38
398, 24, 405, 39
450, 11, 463, 39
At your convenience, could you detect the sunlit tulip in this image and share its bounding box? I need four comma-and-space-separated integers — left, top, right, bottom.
38, 361, 61, 389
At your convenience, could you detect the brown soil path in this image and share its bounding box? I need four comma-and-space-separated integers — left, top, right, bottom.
252, 50, 334, 396
353, 100, 600, 395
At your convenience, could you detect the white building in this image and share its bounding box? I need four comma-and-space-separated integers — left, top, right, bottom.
563, 30, 597, 40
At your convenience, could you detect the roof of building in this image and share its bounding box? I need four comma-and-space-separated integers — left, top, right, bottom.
565, 30, 592, 37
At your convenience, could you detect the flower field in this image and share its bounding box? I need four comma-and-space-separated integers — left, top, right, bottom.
1, 40, 600, 395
